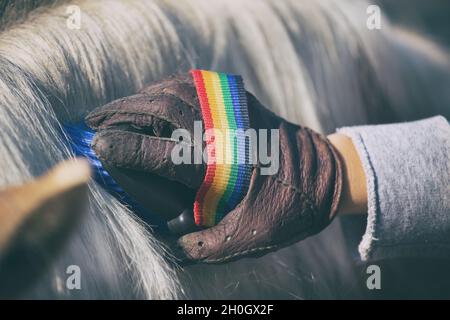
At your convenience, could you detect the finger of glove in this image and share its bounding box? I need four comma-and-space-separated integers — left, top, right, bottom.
177, 170, 278, 263
138, 73, 200, 113
177, 207, 278, 263
138, 73, 192, 94
92, 129, 205, 189
177, 207, 242, 263
85, 93, 199, 136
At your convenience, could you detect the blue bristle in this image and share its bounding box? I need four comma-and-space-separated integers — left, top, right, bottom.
63, 122, 168, 233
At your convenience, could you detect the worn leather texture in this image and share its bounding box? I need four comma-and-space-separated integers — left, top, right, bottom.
85, 73, 343, 263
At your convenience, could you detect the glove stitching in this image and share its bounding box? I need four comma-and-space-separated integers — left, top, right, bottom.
158, 91, 201, 115
270, 175, 317, 212
95, 110, 181, 130
202, 177, 316, 263
204, 245, 279, 263
250, 165, 316, 211
204, 229, 312, 263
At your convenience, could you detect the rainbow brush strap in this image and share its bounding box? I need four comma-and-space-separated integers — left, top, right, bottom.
191, 70, 252, 227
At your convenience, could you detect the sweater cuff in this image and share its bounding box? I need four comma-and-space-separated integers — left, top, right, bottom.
338, 116, 450, 261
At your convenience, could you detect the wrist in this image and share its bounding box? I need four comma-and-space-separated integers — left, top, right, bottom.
327, 133, 367, 215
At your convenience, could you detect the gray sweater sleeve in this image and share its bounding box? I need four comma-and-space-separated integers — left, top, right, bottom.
337, 116, 450, 261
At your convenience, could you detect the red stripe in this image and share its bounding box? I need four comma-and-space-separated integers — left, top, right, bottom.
191, 70, 216, 226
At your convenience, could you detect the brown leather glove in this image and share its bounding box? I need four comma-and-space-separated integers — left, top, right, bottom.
85, 73, 343, 263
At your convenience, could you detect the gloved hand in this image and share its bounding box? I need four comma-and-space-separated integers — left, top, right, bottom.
85, 73, 343, 263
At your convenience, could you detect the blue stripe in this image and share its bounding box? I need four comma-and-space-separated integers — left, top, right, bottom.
226, 75, 250, 210
233, 76, 252, 193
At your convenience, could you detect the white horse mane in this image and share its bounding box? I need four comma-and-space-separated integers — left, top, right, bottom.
0, 0, 448, 299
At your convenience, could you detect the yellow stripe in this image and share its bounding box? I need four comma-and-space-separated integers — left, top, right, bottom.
201, 71, 232, 226
201, 71, 222, 226
210, 72, 233, 217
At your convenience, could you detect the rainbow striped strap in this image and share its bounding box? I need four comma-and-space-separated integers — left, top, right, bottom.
191, 70, 253, 227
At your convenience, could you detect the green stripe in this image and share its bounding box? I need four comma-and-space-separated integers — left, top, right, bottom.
215, 73, 239, 223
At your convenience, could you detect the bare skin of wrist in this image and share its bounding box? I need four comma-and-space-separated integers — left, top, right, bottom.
327, 133, 368, 215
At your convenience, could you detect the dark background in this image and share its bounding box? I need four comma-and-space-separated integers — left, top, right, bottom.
377, 0, 450, 48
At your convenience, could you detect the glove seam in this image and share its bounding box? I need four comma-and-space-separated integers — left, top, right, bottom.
157, 91, 201, 116
270, 175, 317, 212
201, 175, 316, 263
95, 110, 181, 130
204, 245, 279, 262
204, 227, 312, 263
